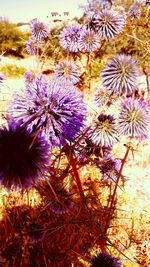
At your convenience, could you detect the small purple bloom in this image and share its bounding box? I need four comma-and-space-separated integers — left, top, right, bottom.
0, 73, 5, 85
78, 28, 100, 52
24, 71, 35, 85
99, 157, 121, 182
100, 54, 139, 95
26, 37, 45, 55
53, 60, 80, 85
128, 4, 141, 19
49, 198, 74, 214
90, 252, 122, 267
118, 97, 149, 140
0, 121, 50, 189
94, 87, 110, 107
91, 9, 126, 40
59, 23, 83, 52
9, 75, 86, 146
29, 18, 49, 40
90, 114, 119, 147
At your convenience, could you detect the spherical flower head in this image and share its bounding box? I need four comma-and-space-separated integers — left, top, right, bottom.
118, 97, 149, 140
0, 121, 50, 189
26, 37, 45, 55
24, 71, 35, 85
54, 60, 80, 85
59, 23, 83, 53
93, 9, 126, 40
29, 18, 49, 40
90, 252, 122, 267
90, 114, 119, 147
128, 4, 141, 19
9, 75, 87, 146
94, 87, 111, 107
78, 28, 100, 52
100, 54, 139, 95
49, 198, 74, 214
99, 157, 121, 182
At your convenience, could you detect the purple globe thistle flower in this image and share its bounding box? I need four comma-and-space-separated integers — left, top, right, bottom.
118, 97, 149, 139
59, 23, 83, 53
0, 121, 49, 189
100, 54, 139, 95
128, 4, 141, 19
94, 87, 110, 107
92, 9, 126, 40
78, 28, 100, 52
99, 157, 121, 182
29, 18, 49, 40
9, 75, 86, 146
26, 37, 45, 55
24, 71, 35, 85
49, 198, 74, 214
90, 252, 122, 267
53, 60, 80, 85
90, 114, 119, 147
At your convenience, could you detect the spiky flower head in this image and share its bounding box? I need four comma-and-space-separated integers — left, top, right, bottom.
26, 38, 45, 55
9, 75, 86, 146
24, 71, 35, 85
99, 157, 121, 182
90, 114, 119, 147
90, 252, 122, 267
0, 121, 49, 189
54, 60, 80, 85
91, 9, 126, 40
100, 54, 139, 95
118, 97, 149, 140
128, 4, 141, 19
78, 28, 100, 52
29, 18, 49, 40
94, 87, 110, 107
59, 23, 83, 52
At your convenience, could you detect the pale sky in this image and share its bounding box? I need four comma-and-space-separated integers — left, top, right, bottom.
0, 0, 87, 23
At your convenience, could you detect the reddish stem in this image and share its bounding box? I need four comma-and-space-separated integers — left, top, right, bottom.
68, 149, 85, 200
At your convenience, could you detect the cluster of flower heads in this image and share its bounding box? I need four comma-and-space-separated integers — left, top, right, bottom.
90, 252, 122, 267
26, 18, 49, 55
84, 8, 126, 41
59, 23, 101, 53
100, 54, 139, 96
8, 74, 86, 147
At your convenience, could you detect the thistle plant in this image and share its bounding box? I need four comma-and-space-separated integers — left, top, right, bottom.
0, 0, 149, 266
